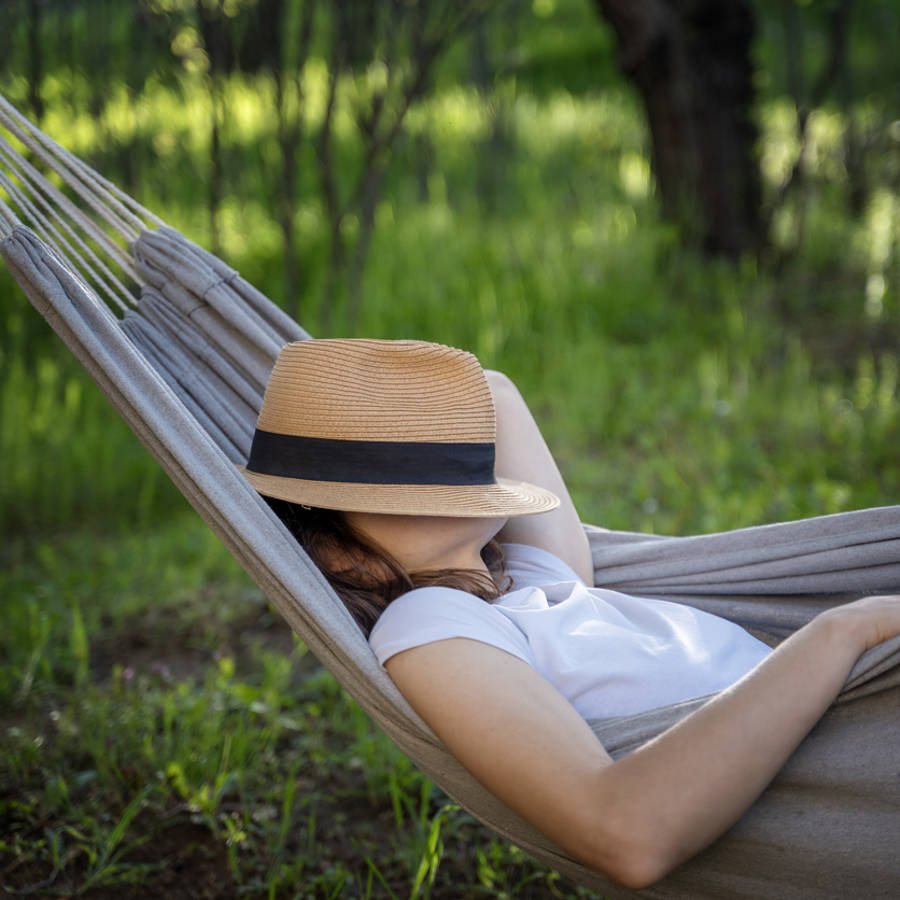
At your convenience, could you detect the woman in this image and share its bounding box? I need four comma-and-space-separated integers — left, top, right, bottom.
240, 338, 900, 890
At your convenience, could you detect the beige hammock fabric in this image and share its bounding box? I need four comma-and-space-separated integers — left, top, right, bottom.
2, 94, 900, 898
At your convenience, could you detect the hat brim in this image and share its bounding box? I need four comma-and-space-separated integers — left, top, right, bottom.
237, 466, 559, 517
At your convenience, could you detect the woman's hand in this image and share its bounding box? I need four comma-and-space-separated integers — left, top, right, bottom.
820, 592, 900, 653
485, 370, 594, 584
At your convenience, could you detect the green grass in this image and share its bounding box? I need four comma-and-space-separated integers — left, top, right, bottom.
1, 0, 899, 894
0, 516, 602, 898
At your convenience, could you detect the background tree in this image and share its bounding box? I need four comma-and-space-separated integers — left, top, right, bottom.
761, 0, 862, 261
308, 0, 494, 332
153, 0, 494, 330
594, 0, 762, 259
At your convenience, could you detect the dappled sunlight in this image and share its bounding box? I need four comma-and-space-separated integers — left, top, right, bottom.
805, 109, 849, 179
216, 196, 281, 261
223, 74, 276, 140
170, 23, 209, 76
296, 57, 394, 144
758, 99, 801, 186
19, 66, 654, 271
296, 57, 328, 132
407, 84, 490, 143
38, 75, 212, 157
98, 85, 142, 143
618, 151, 651, 199
760, 100, 896, 194
862, 187, 898, 318
41, 77, 102, 156
537, 90, 580, 140
758, 96, 899, 302
573, 204, 638, 246
515, 89, 644, 157
407, 83, 644, 167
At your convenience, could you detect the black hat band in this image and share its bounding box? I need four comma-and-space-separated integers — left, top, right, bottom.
247, 429, 496, 486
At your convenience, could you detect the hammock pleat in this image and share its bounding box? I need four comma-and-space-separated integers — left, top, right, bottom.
3, 93, 900, 897
133, 226, 302, 360
589, 510, 900, 593
120, 311, 251, 461
130, 290, 262, 421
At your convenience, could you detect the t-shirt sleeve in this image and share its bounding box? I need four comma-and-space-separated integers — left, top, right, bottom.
500, 542, 585, 588
368, 586, 534, 667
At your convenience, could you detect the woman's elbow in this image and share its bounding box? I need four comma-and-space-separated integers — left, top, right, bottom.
600, 851, 675, 891
579, 817, 681, 890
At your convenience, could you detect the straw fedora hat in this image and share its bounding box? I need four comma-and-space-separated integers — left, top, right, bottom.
239, 339, 559, 517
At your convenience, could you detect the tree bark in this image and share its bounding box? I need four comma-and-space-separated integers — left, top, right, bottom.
595, 0, 762, 258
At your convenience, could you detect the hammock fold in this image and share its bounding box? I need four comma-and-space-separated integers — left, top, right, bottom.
3, 95, 900, 898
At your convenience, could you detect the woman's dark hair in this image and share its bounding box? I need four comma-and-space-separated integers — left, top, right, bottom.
265, 497, 509, 636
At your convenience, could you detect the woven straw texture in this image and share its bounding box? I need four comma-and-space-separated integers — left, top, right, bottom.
259, 339, 494, 442
238, 472, 559, 517
241, 338, 560, 516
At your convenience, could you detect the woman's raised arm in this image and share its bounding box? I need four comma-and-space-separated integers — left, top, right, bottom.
485, 370, 594, 584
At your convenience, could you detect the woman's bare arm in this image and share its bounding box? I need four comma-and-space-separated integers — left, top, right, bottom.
486, 370, 594, 584
385, 594, 900, 888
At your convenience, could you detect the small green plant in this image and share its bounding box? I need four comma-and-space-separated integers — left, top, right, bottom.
409, 802, 456, 900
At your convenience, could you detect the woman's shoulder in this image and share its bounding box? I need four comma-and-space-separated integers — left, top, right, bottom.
368, 584, 532, 667
371, 585, 506, 638
501, 542, 586, 588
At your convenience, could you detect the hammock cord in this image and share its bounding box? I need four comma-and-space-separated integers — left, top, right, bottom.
0, 145, 131, 311
0, 130, 140, 280
0, 93, 170, 312
0, 94, 155, 238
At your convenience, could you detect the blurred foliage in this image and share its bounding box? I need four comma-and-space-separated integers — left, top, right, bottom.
753, 0, 900, 104
0, 0, 897, 535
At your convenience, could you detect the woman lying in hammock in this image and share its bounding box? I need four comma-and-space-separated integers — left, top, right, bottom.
239, 338, 900, 890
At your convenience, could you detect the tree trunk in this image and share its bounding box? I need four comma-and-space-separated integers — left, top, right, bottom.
27, 0, 44, 124
208, 78, 223, 257
595, 0, 761, 258
346, 162, 385, 330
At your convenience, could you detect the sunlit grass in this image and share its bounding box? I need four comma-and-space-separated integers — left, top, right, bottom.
407, 84, 491, 143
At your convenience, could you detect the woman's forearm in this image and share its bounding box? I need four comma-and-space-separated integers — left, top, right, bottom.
590, 605, 873, 885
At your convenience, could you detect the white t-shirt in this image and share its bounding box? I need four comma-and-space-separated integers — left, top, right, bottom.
369, 543, 772, 720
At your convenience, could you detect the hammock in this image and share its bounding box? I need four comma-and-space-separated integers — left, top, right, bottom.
2, 93, 899, 898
